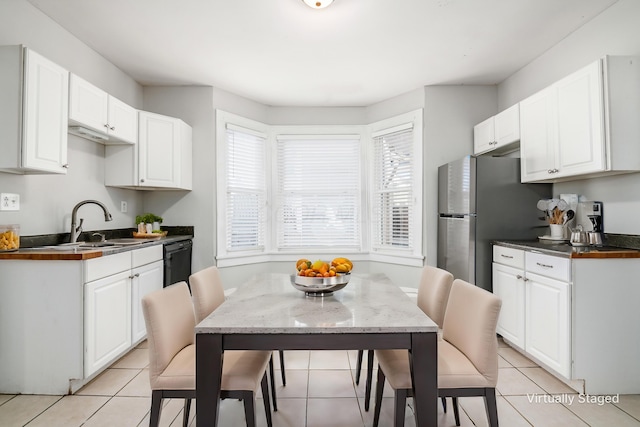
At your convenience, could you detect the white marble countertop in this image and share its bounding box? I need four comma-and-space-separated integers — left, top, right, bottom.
196, 273, 438, 334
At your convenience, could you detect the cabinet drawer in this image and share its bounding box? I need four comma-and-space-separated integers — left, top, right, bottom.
85, 252, 131, 283
525, 252, 571, 282
132, 245, 163, 268
493, 245, 524, 269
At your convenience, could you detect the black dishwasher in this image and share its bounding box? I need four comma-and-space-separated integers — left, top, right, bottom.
163, 239, 193, 288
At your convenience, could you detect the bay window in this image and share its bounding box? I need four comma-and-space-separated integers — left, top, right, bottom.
216, 109, 422, 266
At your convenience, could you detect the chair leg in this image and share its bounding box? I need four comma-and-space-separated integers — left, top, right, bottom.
441, 396, 447, 413
372, 367, 386, 427
149, 390, 162, 427
279, 350, 286, 386
355, 349, 364, 385
268, 354, 278, 412
394, 389, 407, 427
453, 396, 461, 426
364, 349, 374, 411
182, 398, 192, 427
261, 373, 274, 427
484, 388, 499, 427
242, 391, 257, 427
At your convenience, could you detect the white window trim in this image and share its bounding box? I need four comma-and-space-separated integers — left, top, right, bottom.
368, 109, 423, 259
215, 110, 270, 261
215, 109, 424, 268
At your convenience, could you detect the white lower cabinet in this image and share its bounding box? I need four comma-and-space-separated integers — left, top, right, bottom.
493, 247, 571, 379
84, 270, 132, 377
492, 263, 526, 349
525, 271, 571, 378
83, 245, 163, 378
493, 244, 640, 393
131, 260, 163, 343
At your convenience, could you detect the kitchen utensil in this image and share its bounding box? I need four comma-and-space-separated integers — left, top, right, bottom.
564, 209, 575, 224
588, 231, 603, 246
570, 225, 588, 246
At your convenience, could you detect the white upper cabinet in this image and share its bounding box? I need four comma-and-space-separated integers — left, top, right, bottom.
105, 111, 192, 190
521, 56, 640, 182
0, 45, 69, 174
473, 104, 520, 156
68, 74, 137, 144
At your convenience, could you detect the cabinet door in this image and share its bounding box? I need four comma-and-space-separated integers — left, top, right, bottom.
138, 112, 180, 188
494, 104, 520, 147
131, 260, 163, 343
492, 263, 525, 350
520, 87, 557, 182
68, 74, 108, 133
108, 95, 138, 144
22, 48, 69, 173
473, 116, 495, 155
84, 271, 132, 377
525, 272, 571, 378
555, 60, 606, 177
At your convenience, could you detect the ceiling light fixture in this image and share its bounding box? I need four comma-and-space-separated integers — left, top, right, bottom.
302, 0, 334, 9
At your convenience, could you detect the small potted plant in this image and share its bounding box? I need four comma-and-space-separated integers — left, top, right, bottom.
135, 213, 163, 234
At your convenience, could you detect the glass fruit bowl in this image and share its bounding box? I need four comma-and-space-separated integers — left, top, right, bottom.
290, 273, 350, 296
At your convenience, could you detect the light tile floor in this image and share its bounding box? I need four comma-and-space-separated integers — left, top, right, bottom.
1, 338, 639, 426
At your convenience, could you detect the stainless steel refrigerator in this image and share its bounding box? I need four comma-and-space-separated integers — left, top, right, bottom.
437, 155, 551, 292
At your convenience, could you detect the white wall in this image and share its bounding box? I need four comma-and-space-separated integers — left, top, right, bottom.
423, 86, 497, 266
0, 0, 144, 236
498, 0, 640, 234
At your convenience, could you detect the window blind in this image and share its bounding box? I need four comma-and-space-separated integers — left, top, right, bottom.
225, 126, 266, 251
276, 136, 361, 249
372, 125, 414, 249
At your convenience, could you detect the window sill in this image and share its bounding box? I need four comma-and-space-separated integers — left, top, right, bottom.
216, 251, 423, 268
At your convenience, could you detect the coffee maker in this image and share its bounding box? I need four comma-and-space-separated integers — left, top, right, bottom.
577, 201, 604, 245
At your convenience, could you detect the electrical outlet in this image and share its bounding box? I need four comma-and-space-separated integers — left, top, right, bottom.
120, 201, 128, 213
0, 193, 20, 211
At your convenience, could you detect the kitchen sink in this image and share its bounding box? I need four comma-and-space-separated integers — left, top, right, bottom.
79, 242, 117, 248
105, 238, 158, 245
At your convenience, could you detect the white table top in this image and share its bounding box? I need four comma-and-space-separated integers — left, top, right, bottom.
195, 273, 437, 335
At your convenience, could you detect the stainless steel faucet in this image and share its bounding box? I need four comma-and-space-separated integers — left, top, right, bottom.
70, 200, 113, 243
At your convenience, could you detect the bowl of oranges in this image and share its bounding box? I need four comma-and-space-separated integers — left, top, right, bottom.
291, 257, 353, 296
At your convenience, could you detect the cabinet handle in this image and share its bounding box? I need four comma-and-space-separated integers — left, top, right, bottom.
500, 254, 514, 259
62, 164, 69, 169
536, 262, 554, 269
140, 179, 145, 183
134, 273, 140, 277
104, 124, 109, 129
110, 126, 115, 131
516, 274, 523, 280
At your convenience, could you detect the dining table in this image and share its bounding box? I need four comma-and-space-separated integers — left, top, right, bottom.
195, 272, 439, 426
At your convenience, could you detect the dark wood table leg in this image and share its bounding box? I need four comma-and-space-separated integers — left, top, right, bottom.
196, 333, 223, 426
409, 332, 437, 427
364, 349, 374, 411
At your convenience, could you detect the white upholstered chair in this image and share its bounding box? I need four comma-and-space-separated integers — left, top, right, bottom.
189, 266, 282, 411
372, 278, 502, 427
357, 265, 454, 411
142, 281, 273, 427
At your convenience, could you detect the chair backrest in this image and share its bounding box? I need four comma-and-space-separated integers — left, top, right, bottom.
442, 279, 502, 386
190, 266, 226, 324
415, 265, 454, 328
142, 281, 196, 387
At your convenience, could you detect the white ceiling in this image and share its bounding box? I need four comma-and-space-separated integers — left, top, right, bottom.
27, 0, 618, 107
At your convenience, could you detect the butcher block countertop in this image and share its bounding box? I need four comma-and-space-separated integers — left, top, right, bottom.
0, 248, 104, 260
494, 240, 640, 259
0, 235, 191, 261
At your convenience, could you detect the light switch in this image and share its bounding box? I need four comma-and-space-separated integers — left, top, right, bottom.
0, 193, 20, 211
